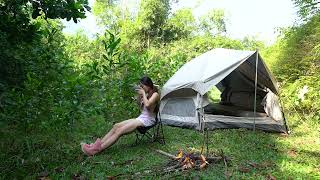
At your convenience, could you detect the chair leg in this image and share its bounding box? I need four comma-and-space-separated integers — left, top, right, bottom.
135, 132, 140, 145
134, 131, 153, 145
134, 123, 165, 145
145, 131, 153, 140
159, 122, 165, 144
153, 123, 165, 145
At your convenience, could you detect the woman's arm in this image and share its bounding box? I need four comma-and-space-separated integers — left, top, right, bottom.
139, 90, 159, 110
136, 94, 143, 109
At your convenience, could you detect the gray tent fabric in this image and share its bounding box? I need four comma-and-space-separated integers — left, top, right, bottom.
159, 48, 288, 133
161, 48, 278, 99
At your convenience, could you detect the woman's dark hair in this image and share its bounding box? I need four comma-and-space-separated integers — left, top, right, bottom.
140, 76, 158, 99
140, 76, 154, 89
139, 76, 159, 113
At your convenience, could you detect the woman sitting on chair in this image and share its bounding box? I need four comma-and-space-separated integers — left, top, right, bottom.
81, 76, 160, 156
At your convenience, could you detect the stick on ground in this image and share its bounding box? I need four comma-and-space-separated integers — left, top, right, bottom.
154, 149, 176, 159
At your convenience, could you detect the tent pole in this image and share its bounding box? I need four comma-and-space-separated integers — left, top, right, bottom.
253, 50, 259, 132
206, 128, 209, 157
198, 93, 205, 154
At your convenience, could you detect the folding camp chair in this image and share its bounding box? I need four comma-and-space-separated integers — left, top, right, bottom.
134, 111, 165, 145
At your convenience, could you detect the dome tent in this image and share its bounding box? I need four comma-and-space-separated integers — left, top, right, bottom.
159, 48, 288, 133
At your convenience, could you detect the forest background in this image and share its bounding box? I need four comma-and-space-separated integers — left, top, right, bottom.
0, 0, 319, 178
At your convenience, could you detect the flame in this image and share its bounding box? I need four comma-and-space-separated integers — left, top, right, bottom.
182, 155, 194, 170
174, 149, 209, 170
183, 155, 190, 163
175, 149, 183, 159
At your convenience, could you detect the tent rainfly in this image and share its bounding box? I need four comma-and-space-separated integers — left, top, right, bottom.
159, 48, 288, 133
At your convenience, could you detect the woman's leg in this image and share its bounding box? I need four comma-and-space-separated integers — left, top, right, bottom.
100, 119, 143, 150
81, 118, 143, 156
101, 119, 133, 143
84, 120, 131, 149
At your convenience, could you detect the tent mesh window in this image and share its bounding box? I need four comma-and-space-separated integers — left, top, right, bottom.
162, 98, 195, 117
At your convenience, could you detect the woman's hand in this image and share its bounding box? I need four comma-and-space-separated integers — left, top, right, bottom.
137, 87, 145, 95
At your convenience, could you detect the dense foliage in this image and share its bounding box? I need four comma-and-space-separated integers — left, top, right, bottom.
0, 0, 90, 87
263, 13, 320, 123
0, 0, 319, 178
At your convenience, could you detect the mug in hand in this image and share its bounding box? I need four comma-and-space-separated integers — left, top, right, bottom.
133, 84, 141, 92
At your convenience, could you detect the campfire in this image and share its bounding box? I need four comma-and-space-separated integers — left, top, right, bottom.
105, 149, 230, 178
172, 149, 209, 170
155, 148, 230, 173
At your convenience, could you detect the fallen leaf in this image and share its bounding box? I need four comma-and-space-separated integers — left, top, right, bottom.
54, 167, 64, 173
38, 171, 49, 177
107, 176, 116, 180
72, 173, 85, 180
265, 144, 279, 151
37, 171, 49, 180
77, 155, 83, 162
238, 166, 251, 173
280, 133, 288, 137
259, 161, 274, 169
224, 170, 233, 179
288, 149, 297, 157
248, 161, 258, 168
38, 177, 50, 180
313, 166, 320, 173
265, 174, 276, 180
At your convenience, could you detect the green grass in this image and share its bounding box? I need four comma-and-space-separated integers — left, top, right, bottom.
1, 113, 319, 179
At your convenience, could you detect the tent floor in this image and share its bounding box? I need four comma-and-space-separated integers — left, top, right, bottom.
203, 114, 286, 133
204, 103, 267, 117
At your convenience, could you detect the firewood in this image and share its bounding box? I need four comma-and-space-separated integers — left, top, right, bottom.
206, 156, 231, 163
155, 149, 230, 161
154, 149, 176, 159
164, 162, 181, 171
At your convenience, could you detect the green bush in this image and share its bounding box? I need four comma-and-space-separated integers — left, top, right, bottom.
264, 14, 320, 123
